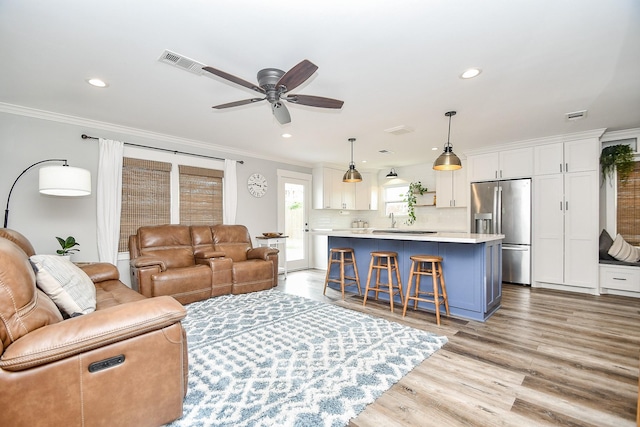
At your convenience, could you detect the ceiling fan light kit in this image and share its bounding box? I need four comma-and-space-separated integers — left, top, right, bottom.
203, 59, 344, 125
343, 138, 363, 183
433, 111, 462, 171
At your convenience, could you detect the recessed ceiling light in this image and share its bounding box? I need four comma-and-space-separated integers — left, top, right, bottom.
281, 133, 292, 138
432, 147, 439, 151
86, 78, 108, 88
460, 68, 482, 79
361, 160, 367, 163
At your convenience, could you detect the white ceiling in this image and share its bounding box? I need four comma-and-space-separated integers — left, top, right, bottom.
1, 0, 639, 169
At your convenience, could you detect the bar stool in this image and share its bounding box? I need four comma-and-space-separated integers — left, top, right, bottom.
403, 255, 450, 325
363, 251, 403, 312
323, 247, 362, 299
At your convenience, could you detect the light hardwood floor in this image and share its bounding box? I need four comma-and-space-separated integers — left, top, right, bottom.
276, 269, 640, 427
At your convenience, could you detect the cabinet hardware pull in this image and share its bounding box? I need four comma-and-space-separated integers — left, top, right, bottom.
566, 201, 568, 210
560, 201, 563, 211
565, 163, 569, 172
559, 163, 562, 173
613, 277, 627, 281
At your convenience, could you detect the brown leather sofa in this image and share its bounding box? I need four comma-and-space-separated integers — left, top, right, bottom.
129, 224, 278, 304
0, 229, 188, 427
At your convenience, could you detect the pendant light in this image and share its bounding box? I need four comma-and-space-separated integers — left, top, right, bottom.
433, 111, 462, 171
386, 168, 398, 179
343, 137, 362, 182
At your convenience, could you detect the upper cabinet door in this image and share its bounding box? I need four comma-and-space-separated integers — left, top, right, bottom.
499, 147, 534, 179
564, 138, 599, 173
534, 143, 564, 175
468, 148, 533, 182
468, 153, 500, 182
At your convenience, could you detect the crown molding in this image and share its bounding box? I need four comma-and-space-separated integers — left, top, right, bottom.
463, 128, 607, 156
0, 102, 313, 168
601, 127, 640, 142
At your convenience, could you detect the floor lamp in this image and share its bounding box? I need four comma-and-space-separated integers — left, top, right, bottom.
3, 159, 91, 228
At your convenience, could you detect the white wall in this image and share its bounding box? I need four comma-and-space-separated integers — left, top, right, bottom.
0, 110, 311, 285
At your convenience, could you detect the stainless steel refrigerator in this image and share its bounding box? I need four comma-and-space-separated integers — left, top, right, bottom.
470, 178, 531, 285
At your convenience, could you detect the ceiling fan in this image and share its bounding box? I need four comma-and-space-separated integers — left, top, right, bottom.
202, 59, 344, 124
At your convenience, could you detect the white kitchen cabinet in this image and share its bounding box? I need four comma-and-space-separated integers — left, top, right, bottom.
534, 138, 599, 176
468, 147, 533, 182
599, 264, 640, 297
354, 172, 378, 210
533, 169, 599, 293
435, 164, 467, 207
313, 167, 376, 210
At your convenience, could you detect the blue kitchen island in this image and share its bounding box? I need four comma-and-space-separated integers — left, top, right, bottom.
320, 230, 504, 322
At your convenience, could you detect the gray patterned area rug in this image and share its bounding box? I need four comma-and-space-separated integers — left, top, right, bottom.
167, 289, 447, 427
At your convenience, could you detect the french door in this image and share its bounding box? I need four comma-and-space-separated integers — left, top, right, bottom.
277, 170, 311, 272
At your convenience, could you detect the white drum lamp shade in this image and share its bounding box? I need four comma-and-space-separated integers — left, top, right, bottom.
39, 165, 92, 196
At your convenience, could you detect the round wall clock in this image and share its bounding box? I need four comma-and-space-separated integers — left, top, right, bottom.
247, 173, 267, 198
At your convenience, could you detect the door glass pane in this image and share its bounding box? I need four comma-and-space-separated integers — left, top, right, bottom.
285, 183, 304, 261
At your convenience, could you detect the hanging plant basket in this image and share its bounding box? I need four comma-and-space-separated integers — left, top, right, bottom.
600, 144, 634, 183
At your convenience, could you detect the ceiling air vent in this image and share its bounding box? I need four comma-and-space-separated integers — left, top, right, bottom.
158, 50, 205, 76
384, 125, 414, 136
378, 149, 395, 155
565, 110, 587, 121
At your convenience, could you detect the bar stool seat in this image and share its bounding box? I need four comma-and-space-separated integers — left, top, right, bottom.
403, 254, 450, 325
363, 251, 403, 312
323, 247, 361, 299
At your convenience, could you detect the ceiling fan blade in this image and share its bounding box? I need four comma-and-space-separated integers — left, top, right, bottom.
212, 98, 264, 109
286, 94, 344, 109
202, 66, 265, 94
276, 60, 318, 93
272, 102, 291, 124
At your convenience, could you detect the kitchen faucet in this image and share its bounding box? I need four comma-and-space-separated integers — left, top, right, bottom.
389, 212, 397, 228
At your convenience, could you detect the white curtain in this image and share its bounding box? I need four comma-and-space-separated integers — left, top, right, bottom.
223, 159, 237, 224
97, 138, 124, 264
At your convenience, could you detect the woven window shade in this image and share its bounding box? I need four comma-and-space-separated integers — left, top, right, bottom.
119, 158, 172, 252
179, 165, 224, 226
617, 161, 640, 245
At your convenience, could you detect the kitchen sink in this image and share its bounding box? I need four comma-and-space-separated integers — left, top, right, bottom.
372, 229, 437, 234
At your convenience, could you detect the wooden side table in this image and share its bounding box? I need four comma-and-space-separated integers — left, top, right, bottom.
256, 236, 288, 279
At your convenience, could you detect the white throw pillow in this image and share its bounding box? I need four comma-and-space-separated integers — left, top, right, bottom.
608, 234, 640, 263
30, 255, 97, 316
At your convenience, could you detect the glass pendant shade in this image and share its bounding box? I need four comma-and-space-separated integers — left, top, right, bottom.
343, 138, 362, 182
433, 111, 462, 171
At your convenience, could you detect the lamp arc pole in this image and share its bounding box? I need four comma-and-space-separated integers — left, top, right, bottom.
3, 159, 68, 228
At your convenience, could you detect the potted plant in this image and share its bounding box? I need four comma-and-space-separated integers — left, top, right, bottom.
56, 236, 80, 258
403, 181, 428, 226
600, 144, 634, 183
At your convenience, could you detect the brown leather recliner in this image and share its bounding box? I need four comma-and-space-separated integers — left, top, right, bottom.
0, 229, 188, 427
129, 224, 215, 304
129, 224, 278, 302
210, 224, 279, 294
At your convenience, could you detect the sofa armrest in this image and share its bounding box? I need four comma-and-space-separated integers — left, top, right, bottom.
247, 246, 279, 261
130, 255, 167, 271
79, 262, 120, 283
0, 296, 186, 372
194, 248, 226, 259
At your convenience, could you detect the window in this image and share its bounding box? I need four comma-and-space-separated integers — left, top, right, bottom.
119, 158, 171, 252
179, 165, 223, 225
384, 185, 408, 216
616, 161, 640, 245
118, 148, 225, 253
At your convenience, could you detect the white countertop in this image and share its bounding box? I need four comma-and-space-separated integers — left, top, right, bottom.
310, 229, 504, 244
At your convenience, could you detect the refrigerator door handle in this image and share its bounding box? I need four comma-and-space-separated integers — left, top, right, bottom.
494, 185, 502, 234
502, 246, 529, 251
